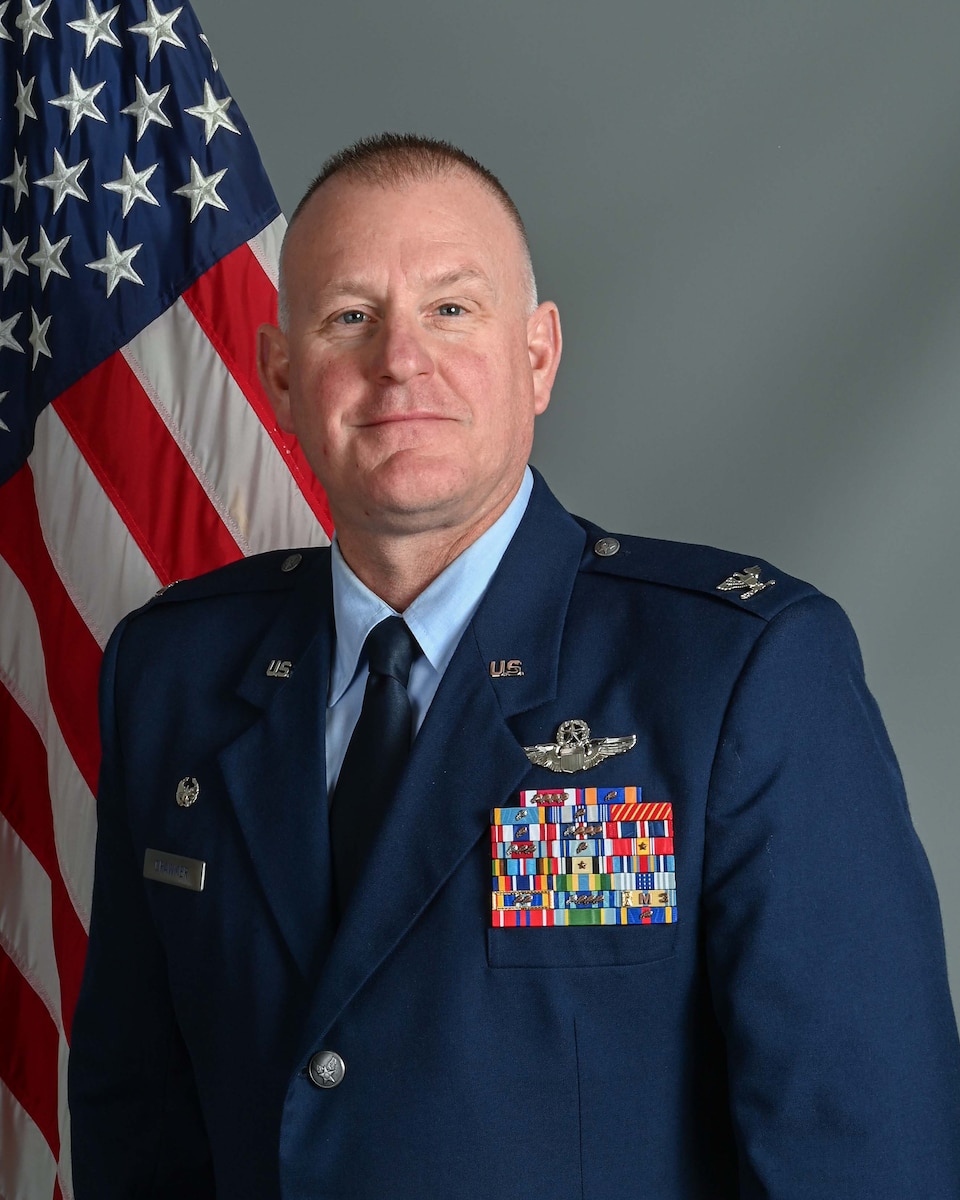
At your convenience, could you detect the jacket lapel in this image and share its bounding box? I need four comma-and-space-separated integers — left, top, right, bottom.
304, 476, 587, 1038
217, 554, 336, 980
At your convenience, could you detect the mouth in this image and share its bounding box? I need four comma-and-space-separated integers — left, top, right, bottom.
356, 411, 453, 428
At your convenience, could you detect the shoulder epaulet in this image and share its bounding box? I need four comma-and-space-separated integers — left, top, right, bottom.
134, 545, 329, 615
574, 518, 819, 621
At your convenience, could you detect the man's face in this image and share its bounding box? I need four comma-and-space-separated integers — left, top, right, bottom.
258, 171, 561, 546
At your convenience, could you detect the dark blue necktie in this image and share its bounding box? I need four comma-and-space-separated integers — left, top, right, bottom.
330, 616, 420, 912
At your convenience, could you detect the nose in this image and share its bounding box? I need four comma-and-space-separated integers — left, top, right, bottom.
369, 315, 434, 385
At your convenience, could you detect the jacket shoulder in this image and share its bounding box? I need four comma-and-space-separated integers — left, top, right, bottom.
573, 517, 819, 621
128, 546, 329, 618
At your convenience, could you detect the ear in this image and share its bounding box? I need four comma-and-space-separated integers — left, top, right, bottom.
256, 323, 294, 433
526, 301, 562, 415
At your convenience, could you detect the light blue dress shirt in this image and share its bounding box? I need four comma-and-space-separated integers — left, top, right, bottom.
325, 468, 533, 795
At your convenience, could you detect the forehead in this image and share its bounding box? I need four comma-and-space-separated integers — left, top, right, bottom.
283, 171, 524, 292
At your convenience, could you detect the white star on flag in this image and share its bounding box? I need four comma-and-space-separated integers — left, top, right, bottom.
28, 307, 52, 365
35, 149, 89, 212
50, 69, 109, 135
16, 0, 53, 51
121, 77, 172, 141
130, 0, 185, 60
185, 80, 240, 143
86, 232, 145, 295
0, 391, 8, 431
0, 312, 22, 352
15, 71, 37, 133
0, 1, 11, 41
103, 156, 160, 217
28, 227, 71, 289
0, 229, 29, 289
68, 0, 122, 57
0, 150, 29, 212
174, 157, 228, 221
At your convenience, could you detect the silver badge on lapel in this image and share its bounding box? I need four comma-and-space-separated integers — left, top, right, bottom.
266, 659, 292, 678
176, 777, 200, 808
524, 719, 636, 774
716, 564, 776, 600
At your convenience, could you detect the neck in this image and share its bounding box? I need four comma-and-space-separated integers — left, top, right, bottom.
334, 491, 519, 612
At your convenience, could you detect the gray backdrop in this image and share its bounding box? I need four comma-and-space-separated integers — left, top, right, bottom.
193, 0, 960, 1014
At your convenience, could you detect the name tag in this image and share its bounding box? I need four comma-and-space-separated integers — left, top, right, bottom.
143, 848, 206, 892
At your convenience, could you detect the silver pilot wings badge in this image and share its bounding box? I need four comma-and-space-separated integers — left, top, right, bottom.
524, 718, 636, 775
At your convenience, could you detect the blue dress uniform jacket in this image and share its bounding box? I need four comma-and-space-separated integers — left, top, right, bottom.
69, 471, 960, 1199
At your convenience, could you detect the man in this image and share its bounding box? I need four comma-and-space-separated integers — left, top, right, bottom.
70, 135, 960, 1198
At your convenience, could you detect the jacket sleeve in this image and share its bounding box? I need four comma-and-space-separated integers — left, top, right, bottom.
703, 593, 960, 1198
68, 619, 215, 1199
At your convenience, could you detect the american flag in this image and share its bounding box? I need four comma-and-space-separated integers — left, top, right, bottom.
0, 3, 331, 1194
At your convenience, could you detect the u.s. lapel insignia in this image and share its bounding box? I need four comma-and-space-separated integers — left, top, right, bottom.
176, 777, 200, 808
489, 658, 524, 677
524, 719, 636, 774
266, 658, 292, 678
716, 564, 776, 601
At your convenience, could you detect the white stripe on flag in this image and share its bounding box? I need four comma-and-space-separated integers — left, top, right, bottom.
30, 406, 162, 650
248, 214, 286, 288
0, 1080, 58, 1200
56, 1034, 74, 1200
0, 823, 75, 1200
120, 310, 250, 558
0, 812, 61, 1031
0, 557, 97, 927
124, 298, 327, 557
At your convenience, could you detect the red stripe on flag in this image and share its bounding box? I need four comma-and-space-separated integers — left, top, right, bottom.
0, 468, 102, 794
182, 244, 334, 535
0, 945, 61, 1158
53, 886, 87, 1042
0, 684, 89, 1039
54, 354, 243, 585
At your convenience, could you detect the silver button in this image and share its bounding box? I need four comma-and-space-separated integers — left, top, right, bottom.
308, 1050, 345, 1089
593, 537, 620, 557
281, 553, 303, 573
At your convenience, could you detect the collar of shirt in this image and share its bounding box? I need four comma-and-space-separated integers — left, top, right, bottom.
325, 468, 533, 793
330, 466, 533, 705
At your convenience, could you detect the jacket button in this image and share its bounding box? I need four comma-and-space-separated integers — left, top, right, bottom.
308, 1050, 345, 1089
281, 553, 303, 572
594, 537, 620, 557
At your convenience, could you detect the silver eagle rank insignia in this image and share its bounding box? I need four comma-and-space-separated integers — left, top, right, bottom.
716, 564, 776, 601
524, 718, 636, 775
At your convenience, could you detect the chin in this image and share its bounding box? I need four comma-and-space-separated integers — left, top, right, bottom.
367, 454, 467, 513
367, 487, 466, 532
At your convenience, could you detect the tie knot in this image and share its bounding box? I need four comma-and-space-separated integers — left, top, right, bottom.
365, 616, 418, 687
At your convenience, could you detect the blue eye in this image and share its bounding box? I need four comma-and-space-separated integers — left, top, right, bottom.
437, 304, 464, 317
338, 311, 367, 325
